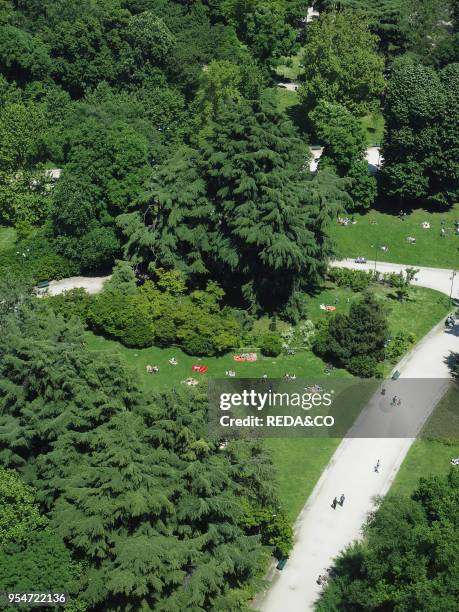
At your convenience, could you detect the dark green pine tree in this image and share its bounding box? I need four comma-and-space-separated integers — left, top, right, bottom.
143, 145, 213, 276
201, 96, 334, 312
139, 390, 266, 610
0, 304, 144, 506
51, 410, 188, 611
324, 292, 389, 376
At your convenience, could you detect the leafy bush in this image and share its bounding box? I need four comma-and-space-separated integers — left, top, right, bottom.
88, 291, 154, 348
154, 316, 176, 346
312, 319, 334, 359
0, 235, 79, 282
180, 330, 215, 356
239, 500, 293, 560
347, 355, 381, 378
328, 267, 374, 292
78, 226, 121, 272
385, 331, 416, 362
261, 333, 283, 357
280, 291, 309, 324
281, 320, 316, 352
177, 310, 240, 356
88, 277, 241, 356
313, 294, 388, 377
47, 288, 92, 321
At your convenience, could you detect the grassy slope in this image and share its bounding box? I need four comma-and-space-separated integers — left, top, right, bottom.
275, 87, 300, 113
275, 50, 303, 81
85, 284, 449, 521
330, 206, 459, 269
360, 111, 385, 146
390, 386, 459, 496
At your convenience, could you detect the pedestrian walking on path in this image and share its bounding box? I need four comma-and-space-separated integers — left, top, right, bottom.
374, 460, 380, 473
339, 494, 345, 507
331, 497, 338, 510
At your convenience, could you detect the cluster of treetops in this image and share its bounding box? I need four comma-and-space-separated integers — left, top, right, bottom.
0, 3, 458, 608
48, 261, 409, 378
0, 272, 293, 610
0, 0, 457, 322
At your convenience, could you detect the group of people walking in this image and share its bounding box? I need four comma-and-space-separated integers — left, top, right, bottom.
330, 494, 345, 510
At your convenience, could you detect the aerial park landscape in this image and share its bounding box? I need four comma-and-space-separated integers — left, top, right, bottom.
0, 1, 458, 610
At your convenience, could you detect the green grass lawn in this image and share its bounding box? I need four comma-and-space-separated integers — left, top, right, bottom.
390, 439, 459, 496
275, 87, 300, 113
84, 282, 448, 521
302, 283, 449, 350
360, 111, 385, 146
330, 206, 459, 269
275, 50, 303, 81
85, 331, 349, 394
0, 226, 16, 252
390, 385, 459, 496
265, 438, 341, 521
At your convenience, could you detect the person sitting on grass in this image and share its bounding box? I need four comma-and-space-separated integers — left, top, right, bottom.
169, 357, 178, 366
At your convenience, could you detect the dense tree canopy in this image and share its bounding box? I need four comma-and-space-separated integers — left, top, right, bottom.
299, 10, 385, 115
317, 470, 459, 610
0, 1, 457, 608
382, 60, 459, 206
0, 290, 289, 609
310, 101, 377, 209
318, 0, 454, 59
121, 96, 341, 315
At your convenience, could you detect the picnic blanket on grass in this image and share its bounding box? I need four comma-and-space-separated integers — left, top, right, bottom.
233, 352, 257, 362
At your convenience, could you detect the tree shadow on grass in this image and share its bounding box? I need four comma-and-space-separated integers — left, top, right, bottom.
285, 103, 311, 136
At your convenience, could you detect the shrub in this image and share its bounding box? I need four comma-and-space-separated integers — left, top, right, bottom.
280, 291, 309, 324
0, 236, 79, 282
78, 226, 120, 272
180, 331, 215, 356
328, 267, 373, 292
238, 501, 293, 560
47, 288, 91, 321
347, 355, 380, 378
385, 331, 416, 362
154, 316, 176, 346
312, 319, 333, 359
268, 513, 294, 560
297, 320, 316, 349
88, 291, 154, 348
261, 333, 283, 357
177, 310, 241, 356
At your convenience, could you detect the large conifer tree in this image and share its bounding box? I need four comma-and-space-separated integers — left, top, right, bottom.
129, 97, 339, 314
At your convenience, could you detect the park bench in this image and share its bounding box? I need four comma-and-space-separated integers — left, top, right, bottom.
276, 558, 288, 570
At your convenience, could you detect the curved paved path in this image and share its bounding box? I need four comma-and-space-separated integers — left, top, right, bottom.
43, 275, 111, 296
259, 260, 458, 612
332, 259, 457, 298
